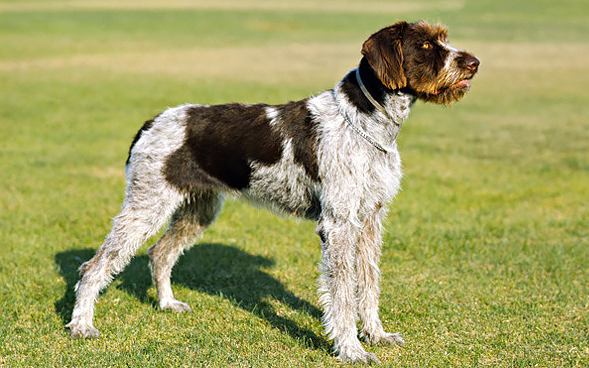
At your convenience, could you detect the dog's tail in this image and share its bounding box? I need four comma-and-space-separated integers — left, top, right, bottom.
126, 117, 156, 167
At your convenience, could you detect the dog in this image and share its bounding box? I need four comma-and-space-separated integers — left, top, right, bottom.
66, 20, 479, 364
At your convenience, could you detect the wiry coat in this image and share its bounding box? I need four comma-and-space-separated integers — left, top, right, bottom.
67, 20, 479, 364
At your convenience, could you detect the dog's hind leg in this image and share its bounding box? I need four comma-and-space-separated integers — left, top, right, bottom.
66, 182, 184, 339
147, 190, 223, 312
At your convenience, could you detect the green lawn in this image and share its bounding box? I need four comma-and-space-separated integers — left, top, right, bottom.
1, 0, 588, 366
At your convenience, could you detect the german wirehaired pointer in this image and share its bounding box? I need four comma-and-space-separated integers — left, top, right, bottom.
67, 20, 479, 363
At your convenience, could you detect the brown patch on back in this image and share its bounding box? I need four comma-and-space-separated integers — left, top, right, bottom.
164, 104, 283, 191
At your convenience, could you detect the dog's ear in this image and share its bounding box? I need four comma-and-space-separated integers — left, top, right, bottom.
361, 21, 407, 90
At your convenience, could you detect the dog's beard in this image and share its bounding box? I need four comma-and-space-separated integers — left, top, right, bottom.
414, 81, 471, 105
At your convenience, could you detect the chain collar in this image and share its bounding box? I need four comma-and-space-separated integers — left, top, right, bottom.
331, 68, 406, 154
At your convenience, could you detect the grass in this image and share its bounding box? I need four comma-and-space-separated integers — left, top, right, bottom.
1, 0, 588, 366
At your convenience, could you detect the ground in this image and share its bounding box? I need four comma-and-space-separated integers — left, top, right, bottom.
0, 0, 588, 366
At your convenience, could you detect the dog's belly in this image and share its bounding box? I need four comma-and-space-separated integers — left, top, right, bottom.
242, 153, 322, 220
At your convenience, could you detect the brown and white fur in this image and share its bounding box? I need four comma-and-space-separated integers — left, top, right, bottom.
66, 20, 479, 364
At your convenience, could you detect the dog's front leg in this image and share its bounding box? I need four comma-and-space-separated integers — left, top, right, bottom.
317, 216, 379, 364
357, 207, 405, 347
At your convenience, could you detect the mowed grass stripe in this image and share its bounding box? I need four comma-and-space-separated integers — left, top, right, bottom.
0, 0, 466, 14
2, 41, 589, 78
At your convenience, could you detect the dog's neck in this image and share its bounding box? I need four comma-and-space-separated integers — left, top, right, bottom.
334, 58, 415, 152
355, 57, 415, 122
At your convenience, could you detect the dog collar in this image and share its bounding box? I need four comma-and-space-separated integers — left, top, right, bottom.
331, 69, 404, 154
355, 68, 402, 129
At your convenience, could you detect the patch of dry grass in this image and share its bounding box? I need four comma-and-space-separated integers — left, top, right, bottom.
0, 43, 359, 86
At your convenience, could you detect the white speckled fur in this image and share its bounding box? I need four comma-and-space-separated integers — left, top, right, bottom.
311, 84, 409, 363
66, 20, 478, 364
67, 106, 190, 337
66, 88, 409, 360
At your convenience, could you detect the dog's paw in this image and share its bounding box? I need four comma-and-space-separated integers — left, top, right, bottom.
159, 299, 192, 313
378, 332, 405, 346
66, 321, 100, 339
361, 330, 405, 346
337, 343, 381, 365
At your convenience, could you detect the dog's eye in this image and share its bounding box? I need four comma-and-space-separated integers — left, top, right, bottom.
422, 42, 432, 50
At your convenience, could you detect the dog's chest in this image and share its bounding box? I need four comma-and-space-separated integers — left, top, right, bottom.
347, 146, 402, 201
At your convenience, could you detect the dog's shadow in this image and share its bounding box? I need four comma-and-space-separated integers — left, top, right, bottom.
55, 243, 328, 351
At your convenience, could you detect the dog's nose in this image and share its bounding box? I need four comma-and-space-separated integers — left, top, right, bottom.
465, 57, 480, 72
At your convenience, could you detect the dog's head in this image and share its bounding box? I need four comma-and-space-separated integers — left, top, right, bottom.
362, 20, 479, 104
